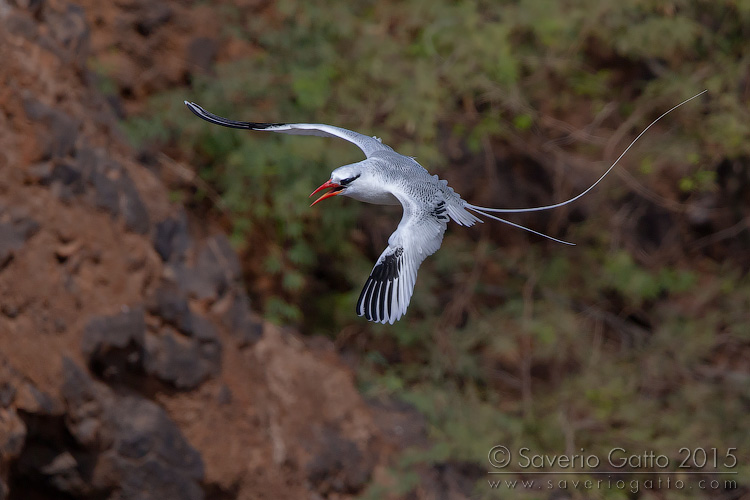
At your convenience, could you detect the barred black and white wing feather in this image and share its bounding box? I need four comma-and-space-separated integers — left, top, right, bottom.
184, 101, 392, 158
356, 199, 450, 324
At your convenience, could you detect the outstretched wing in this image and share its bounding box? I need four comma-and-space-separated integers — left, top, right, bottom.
184, 101, 392, 158
356, 200, 450, 324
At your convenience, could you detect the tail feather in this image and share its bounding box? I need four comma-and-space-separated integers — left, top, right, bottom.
447, 203, 484, 227
469, 90, 708, 214
467, 206, 575, 245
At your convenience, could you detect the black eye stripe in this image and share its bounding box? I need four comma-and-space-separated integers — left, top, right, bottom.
339, 174, 360, 186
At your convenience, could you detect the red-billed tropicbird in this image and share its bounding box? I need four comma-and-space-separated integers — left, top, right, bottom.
184, 90, 705, 324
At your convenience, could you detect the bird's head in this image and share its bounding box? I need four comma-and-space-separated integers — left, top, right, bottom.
309, 164, 364, 206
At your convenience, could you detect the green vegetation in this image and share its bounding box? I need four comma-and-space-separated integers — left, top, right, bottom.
115, 0, 749, 497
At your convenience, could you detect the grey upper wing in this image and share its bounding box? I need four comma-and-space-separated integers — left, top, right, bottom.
184, 101, 392, 158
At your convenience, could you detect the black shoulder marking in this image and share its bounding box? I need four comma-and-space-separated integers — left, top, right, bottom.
432, 201, 449, 222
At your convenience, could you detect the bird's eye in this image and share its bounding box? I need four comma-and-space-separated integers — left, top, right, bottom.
339, 174, 360, 186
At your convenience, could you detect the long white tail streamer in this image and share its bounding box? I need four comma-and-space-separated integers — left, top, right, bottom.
468, 90, 708, 215
468, 206, 576, 245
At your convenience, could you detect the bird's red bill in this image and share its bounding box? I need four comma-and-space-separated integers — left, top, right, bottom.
310, 179, 344, 206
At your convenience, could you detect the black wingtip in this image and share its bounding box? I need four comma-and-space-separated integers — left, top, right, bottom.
355, 249, 405, 324
184, 101, 203, 117
184, 101, 218, 123
184, 101, 287, 131
184, 101, 253, 130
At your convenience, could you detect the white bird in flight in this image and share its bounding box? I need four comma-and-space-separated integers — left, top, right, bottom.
184, 91, 705, 324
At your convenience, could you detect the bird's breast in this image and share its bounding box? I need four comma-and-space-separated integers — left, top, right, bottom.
346, 191, 401, 206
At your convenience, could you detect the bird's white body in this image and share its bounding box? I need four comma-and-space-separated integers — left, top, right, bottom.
332, 153, 478, 222
184, 90, 706, 324
333, 153, 487, 324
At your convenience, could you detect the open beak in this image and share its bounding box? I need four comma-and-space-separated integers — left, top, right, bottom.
309, 179, 344, 206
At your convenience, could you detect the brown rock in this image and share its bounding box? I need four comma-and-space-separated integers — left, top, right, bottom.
0, 1, 408, 498
0, 408, 26, 462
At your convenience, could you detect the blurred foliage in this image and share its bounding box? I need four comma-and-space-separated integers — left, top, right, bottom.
112, 0, 750, 497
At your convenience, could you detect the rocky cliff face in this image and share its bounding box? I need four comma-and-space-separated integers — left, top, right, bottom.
0, 1, 420, 498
